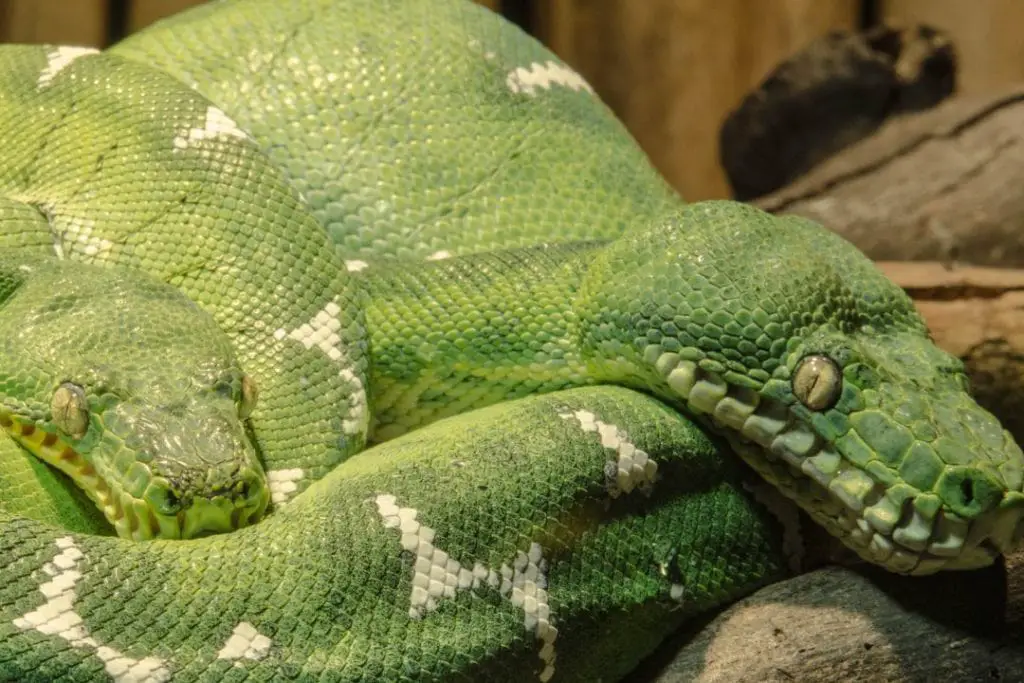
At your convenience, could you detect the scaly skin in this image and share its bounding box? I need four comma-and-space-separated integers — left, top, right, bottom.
0, 257, 267, 539
0, 0, 1022, 681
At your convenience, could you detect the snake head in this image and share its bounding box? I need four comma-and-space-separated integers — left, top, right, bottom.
590, 201, 1024, 574
0, 259, 270, 540
749, 328, 1024, 574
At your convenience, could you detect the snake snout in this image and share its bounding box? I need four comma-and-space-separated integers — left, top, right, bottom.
98, 398, 270, 539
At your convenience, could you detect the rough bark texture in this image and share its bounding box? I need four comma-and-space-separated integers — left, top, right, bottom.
721, 24, 956, 201
645, 552, 1024, 682
755, 86, 1024, 268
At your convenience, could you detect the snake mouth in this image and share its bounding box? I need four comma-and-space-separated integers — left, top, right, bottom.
0, 413, 268, 540
651, 352, 1024, 574
729, 434, 1024, 574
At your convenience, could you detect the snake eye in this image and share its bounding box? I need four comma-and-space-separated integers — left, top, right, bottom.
51, 382, 89, 438
239, 375, 258, 419
792, 355, 842, 411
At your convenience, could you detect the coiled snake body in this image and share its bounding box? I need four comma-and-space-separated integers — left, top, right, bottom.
1, 1, 1023, 681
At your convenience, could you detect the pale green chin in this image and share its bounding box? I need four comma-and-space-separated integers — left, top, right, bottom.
649, 349, 1024, 575
726, 422, 1023, 575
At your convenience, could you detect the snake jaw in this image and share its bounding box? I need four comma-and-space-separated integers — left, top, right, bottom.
729, 424, 1024, 575
0, 406, 270, 540
650, 344, 1024, 575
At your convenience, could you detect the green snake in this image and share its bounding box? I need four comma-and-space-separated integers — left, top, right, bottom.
1, 1, 1023, 680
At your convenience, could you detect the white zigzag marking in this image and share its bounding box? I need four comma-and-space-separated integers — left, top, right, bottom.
216, 621, 273, 662
37, 46, 98, 88
374, 494, 558, 681
273, 298, 368, 442
13, 537, 170, 683
173, 105, 250, 150
506, 60, 594, 97
558, 410, 658, 496
267, 468, 305, 506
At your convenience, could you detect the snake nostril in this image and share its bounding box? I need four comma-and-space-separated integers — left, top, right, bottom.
960, 478, 975, 507
938, 466, 1002, 518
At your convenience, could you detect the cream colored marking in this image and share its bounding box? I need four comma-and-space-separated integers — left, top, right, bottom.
267, 468, 305, 506
558, 409, 658, 496
43, 206, 113, 262
426, 250, 451, 261
173, 105, 250, 150
216, 622, 272, 661
273, 298, 367, 436
13, 537, 170, 682
375, 495, 557, 681
38, 46, 98, 88
506, 60, 594, 97
345, 260, 369, 273
374, 494, 476, 618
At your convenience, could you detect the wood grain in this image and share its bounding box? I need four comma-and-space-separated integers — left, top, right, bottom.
534, 0, 859, 200
0, 0, 108, 47
127, 0, 502, 35
883, 0, 1024, 95
127, 0, 206, 33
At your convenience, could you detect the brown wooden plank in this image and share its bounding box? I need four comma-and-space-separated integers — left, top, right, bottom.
129, 0, 500, 33
1, 0, 107, 47
882, 0, 1024, 96
127, 0, 206, 33
535, 0, 859, 200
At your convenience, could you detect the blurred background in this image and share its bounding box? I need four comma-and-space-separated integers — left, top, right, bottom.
3, 0, 1023, 201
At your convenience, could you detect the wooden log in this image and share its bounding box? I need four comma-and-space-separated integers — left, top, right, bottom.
755, 86, 1024, 268
646, 553, 1024, 682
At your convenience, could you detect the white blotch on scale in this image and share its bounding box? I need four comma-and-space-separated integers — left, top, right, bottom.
345, 260, 369, 273
374, 494, 476, 618
426, 250, 451, 261
506, 60, 594, 97
173, 106, 250, 150
41, 204, 113, 261
37, 46, 98, 88
558, 410, 658, 496
375, 494, 558, 682
267, 468, 305, 506
273, 297, 368, 441
13, 537, 170, 683
216, 621, 272, 662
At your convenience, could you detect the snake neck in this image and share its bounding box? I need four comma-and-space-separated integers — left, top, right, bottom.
362, 241, 607, 442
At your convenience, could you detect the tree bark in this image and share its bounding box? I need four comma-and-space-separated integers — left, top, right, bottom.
755, 87, 1024, 268
646, 551, 1024, 682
